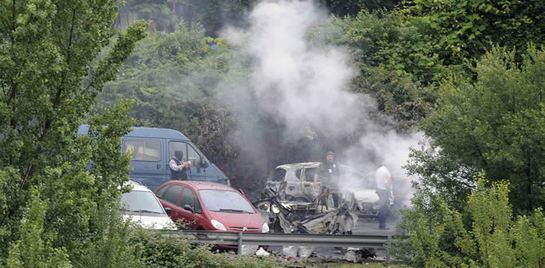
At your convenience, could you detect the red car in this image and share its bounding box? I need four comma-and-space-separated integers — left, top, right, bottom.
155, 180, 269, 234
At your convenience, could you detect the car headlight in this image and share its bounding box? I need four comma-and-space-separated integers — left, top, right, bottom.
262, 222, 269, 233
211, 219, 227, 231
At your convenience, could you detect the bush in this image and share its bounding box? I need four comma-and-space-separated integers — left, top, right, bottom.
131, 229, 280, 268
393, 178, 545, 267
416, 46, 545, 213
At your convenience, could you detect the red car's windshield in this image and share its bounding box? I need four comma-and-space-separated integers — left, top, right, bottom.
199, 190, 254, 214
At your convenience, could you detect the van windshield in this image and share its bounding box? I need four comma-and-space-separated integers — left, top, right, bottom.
199, 190, 254, 214
120, 190, 165, 214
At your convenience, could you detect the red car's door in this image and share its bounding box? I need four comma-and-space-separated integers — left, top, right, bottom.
156, 184, 185, 222
178, 187, 207, 229
189, 188, 207, 229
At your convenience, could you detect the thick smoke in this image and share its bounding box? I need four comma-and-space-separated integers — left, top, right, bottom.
218, 0, 422, 202
220, 1, 367, 138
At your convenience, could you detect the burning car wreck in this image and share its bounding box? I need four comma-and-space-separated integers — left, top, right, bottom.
254, 162, 382, 258
256, 163, 380, 228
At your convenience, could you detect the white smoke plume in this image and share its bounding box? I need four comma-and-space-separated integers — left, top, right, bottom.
218, 0, 423, 202
221, 0, 365, 139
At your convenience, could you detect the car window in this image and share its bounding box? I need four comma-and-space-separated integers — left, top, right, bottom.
120, 190, 164, 214
271, 168, 287, 182
162, 185, 183, 205
186, 144, 202, 167
194, 195, 202, 213
123, 138, 161, 161
180, 188, 194, 208
155, 185, 169, 198
180, 188, 202, 213
303, 167, 317, 182
295, 168, 302, 179
199, 190, 254, 213
169, 141, 186, 160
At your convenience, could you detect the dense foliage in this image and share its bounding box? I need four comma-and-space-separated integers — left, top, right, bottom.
132, 230, 279, 267
0, 0, 147, 265
413, 46, 545, 213
393, 178, 545, 267
404, 0, 545, 66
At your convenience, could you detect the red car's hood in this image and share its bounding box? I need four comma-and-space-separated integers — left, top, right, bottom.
208, 211, 264, 230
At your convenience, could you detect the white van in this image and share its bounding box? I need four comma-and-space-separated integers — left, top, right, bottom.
120, 180, 176, 230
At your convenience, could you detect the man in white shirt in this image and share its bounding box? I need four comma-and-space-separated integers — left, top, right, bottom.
169, 150, 191, 180
375, 165, 392, 229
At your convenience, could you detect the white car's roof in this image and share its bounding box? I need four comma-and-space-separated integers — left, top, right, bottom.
127, 180, 151, 192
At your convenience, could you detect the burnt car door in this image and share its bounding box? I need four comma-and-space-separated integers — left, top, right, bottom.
301, 166, 319, 199
266, 167, 287, 194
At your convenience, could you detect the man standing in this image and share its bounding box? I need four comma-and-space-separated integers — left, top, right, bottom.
169, 150, 191, 180
375, 165, 393, 229
315, 151, 341, 208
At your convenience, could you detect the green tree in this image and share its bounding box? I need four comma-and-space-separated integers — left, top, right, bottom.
99, 22, 237, 172
0, 0, 146, 265
404, 0, 545, 66
320, 0, 401, 16
178, 0, 254, 36
394, 179, 545, 267
338, 10, 442, 126
116, 0, 178, 32
413, 46, 545, 213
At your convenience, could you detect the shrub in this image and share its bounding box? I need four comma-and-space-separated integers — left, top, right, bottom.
393, 178, 545, 267
131, 229, 280, 268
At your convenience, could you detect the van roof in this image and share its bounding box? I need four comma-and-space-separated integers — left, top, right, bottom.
78, 125, 189, 141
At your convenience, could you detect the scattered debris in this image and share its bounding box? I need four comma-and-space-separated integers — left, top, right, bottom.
256, 247, 271, 257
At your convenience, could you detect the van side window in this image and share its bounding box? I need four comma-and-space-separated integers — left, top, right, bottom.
169, 141, 186, 161
123, 138, 161, 161
186, 144, 202, 167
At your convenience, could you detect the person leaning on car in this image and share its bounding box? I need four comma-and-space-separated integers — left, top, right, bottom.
169, 150, 191, 180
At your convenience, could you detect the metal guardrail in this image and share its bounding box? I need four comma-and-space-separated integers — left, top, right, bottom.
159, 230, 392, 258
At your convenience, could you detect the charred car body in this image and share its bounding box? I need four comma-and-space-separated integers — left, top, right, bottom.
255, 162, 384, 237
260, 162, 380, 219
264, 162, 320, 202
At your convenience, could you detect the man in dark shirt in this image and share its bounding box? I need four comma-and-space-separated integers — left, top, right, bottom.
315, 151, 341, 208
169, 150, 191, 180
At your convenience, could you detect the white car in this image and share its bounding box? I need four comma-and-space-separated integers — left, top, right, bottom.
120, 180, 176, 230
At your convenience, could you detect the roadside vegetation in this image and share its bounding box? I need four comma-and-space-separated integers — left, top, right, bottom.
1, 0, 545, 267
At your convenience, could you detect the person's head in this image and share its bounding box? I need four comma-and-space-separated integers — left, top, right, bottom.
325, 151, 335, 163
174, 150, 183, 160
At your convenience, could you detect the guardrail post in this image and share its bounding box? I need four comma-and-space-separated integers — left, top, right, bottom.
385, 235, 391, 263
237, 232, 243, 256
